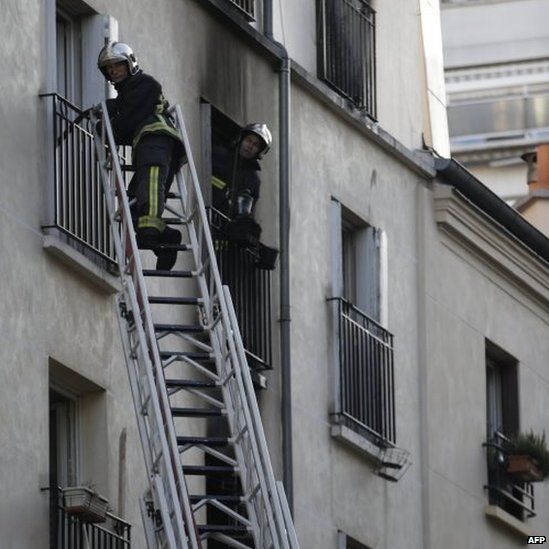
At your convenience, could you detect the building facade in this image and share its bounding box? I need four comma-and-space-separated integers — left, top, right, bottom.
0, 0, 548, 548
441, 0, 549, 203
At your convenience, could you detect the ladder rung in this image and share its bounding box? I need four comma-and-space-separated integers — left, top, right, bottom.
139, 243, 191, 251
166, 192, 182, 199
154, 323, 205, 333
143, 269, 194, 278
177, 436, 229, 447
197, 524, 250, 534
182, 464, 237, 475
171, 407, 223, 417
166, 379, 217, 389
190, 494, 243, 504
148, 296, 200, 305
163, 217, 184, 225
160, 351, 212, 361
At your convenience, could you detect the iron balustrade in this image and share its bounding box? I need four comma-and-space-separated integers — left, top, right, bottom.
484, 432, 536, 520
228, 0, 255, 19
51, 488, 131, 549
209, 208, 273, 370
317, 0, 376, 117
41, 93, 115, 262
332, 297, 395, 445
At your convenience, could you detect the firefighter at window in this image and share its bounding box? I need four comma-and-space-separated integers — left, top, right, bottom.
211, 123, 278, 269
97, 41, 185, 271
211, 123, 272, 242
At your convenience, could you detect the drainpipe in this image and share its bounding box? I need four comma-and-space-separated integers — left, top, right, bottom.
264, 0, 293, 514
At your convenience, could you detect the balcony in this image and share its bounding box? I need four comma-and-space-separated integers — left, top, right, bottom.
209, 208, 273, 372
317, 0, 376, 117
484, 432, 536, 522
41, 93, 116, 264
51, 487, 131, 548
331, 297, 395, 445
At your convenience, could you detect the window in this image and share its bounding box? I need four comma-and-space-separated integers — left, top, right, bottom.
49, 388, 80, 490
43, 1, 118, 262
341, 214, 383, 322
317, 0, 376, 116
330, 200, 395, 446
484, 341, 535, 521
203, 104, 274, 373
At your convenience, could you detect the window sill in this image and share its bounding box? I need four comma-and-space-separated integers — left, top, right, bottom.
484, 505, 531, 537
43, 229, 120, 294
331, 423, 383, 464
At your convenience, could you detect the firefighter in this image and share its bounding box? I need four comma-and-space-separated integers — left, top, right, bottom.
211, 122, 272, 225
97, 41, 185, 271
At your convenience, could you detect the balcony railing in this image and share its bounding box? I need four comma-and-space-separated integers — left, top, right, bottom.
209, 208, 273, 371
332, 297, 395, 445
41, 93, 115, 262
228, 0, 255, 19
51, 488, 131, 548
484, 432, 536, 520
317, 0, 376, 117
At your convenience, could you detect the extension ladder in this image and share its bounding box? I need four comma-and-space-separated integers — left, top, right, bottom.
91, 102, 299, 549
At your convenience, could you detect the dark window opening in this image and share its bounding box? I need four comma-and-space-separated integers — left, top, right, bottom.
208, 105, 273, 372
317, 0, 376, 117
485, 341, 534, 521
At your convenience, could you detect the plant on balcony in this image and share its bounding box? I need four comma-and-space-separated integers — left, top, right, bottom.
506, 430, 549, 482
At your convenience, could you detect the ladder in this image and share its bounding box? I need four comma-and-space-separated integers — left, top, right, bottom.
91, 102, 299, 549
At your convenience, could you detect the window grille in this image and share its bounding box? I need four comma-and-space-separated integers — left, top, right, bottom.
318, 0, 376, 117
228, 0, 255, 19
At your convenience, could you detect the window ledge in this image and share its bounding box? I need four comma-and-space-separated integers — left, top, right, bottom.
43, 230, 120, 294
331, 423, 383, 464
484, 504, 531, 537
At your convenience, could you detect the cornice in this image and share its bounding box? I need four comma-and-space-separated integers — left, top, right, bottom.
433, 184, 549, 311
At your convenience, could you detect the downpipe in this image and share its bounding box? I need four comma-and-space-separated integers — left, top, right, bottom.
264, 0, 294, 515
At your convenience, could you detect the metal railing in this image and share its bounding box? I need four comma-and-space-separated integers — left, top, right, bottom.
484, 432, 536, 520
51, 488, 131, 549
332, 297, 395, 445
210, 208, 273, 370
317, 0, 376, 117
41, 93, 115, 261
228, 0, 255, 19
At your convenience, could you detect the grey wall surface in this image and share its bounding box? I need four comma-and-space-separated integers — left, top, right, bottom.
2, 0, 547, 547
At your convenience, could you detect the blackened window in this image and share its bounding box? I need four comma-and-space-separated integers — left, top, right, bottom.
317, 0, 376, 117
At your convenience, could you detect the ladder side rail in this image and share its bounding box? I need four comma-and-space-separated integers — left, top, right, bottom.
224, 287, 294, 548
276, 481, 300, 548
92, 105, 198, 549
171, 104, 294, 547
94, 126, 188, 548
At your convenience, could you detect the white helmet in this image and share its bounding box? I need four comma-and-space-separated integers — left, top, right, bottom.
241, 123, 272, 158
97, 42, 139, 80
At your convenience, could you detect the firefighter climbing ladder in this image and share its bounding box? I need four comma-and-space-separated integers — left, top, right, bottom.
91, 102, 299, 549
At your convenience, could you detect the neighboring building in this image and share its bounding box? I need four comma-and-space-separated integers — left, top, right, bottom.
441, 0, 549, 203
1, 1, 548, 548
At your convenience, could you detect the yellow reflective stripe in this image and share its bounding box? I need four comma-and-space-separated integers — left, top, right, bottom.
211, 176, 227, 190
138, 216, 165, 231
148, 166, 159, 218
132, 115, 181, 147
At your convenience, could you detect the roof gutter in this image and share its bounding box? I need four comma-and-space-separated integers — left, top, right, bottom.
435, 157, 549, 264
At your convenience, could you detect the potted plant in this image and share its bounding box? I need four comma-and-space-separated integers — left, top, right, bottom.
62, 484, 109, 523
506, 430, 549, 483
